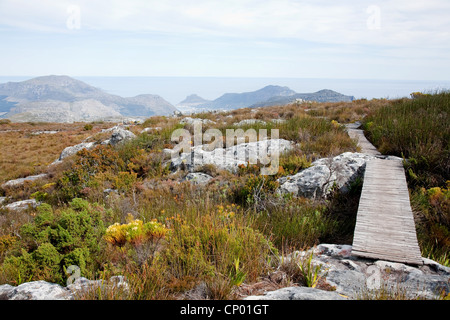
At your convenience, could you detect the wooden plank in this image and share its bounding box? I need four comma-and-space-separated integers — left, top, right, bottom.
346, 128, 381, 156
351, 157, 423, 265
344, 126, 422, 265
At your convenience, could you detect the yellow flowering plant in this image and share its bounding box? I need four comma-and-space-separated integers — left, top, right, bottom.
216, 204, 239, 221
331, 120, 340, 129
104, 214, 169, 247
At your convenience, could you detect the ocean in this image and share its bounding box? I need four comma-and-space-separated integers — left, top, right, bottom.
1, 76, 449, 106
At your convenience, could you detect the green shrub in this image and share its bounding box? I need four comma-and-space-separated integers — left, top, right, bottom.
279, 150, 311, 175
364, 91, 449, 188
411, 184, 450, 266
1, 199, 111, 285
0, 235, 16, 261
32, 243, 63, 280
2, 249, 36, 285
236, 173, 279, 206
127, 150, 170, 179
113, 171, 138, 193
55, 145, 126, 202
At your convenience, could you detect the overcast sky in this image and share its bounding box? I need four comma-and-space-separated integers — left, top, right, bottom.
0, 0, 449, 80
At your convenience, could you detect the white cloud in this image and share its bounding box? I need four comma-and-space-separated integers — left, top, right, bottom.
0, 0, 449, 48
0, 0, 449, 79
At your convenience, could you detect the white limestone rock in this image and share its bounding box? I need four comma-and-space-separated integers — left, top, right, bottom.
182, 172, 214, 185
278, 152, 375, 199
244, 286, 347, 300
1, 173, 49, 188
180, 117, 216, 126
233, 119, 267, 126
4, 199, 38, 211
170, 139, 293, 173
0, 281, 71, 300
108, 127, 136, 146
59, 142, 96, 161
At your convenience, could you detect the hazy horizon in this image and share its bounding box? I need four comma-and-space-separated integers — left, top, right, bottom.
1, 75, 449, 105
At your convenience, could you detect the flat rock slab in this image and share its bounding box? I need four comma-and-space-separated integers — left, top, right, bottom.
181, 172, 214, 185
267, 244, 449, 300
0, 281, 71, 300
244, 286, 347, 300
1, 174, 49, 188
278, 152, 374, 199
4, 199, 38, 211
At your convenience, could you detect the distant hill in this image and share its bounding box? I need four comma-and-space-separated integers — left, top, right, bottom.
190, 85, 353, 111
176, 94, 211, 114
198, 85, 296, 110
179, 94, 210, 105
251, 89, 355, 107
0, 75, 177, 122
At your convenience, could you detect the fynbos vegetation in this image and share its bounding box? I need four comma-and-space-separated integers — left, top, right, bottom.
0, 92, 448, 299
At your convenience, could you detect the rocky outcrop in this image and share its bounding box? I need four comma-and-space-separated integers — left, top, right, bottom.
278, 152, 374, 199
233, 119, 267, 126
4, 199, 38, 211
107, 126, 136, 146
58, 142, 96, 161
245, 286, 347, 300
30, 130, 59, 136
1, 173, 48, 188
56, 126, 136, 162
273, 244, 449, 300
170, 139, 293, 173
271, 119, 287, 124
66, 276, 129, 298
0, 276, 128, 300
0, 281, 71, 300
179, 117, 216, 126
181, 172, 214, 185
141, 127, 162, 133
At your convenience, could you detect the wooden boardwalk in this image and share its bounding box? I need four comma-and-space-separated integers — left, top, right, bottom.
347, 124, 423, 265
346, 122, 381, 156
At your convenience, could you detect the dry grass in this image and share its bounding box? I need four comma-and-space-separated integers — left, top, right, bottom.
0, 122, 114, 184
303, 98, 391, 123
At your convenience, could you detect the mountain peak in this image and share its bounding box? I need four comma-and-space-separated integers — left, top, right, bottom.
23, 75, 86, 86
179, 94, 209, 105
257, 85, 296, 96
196, 85, 297, 110
0, 75, 176, 122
